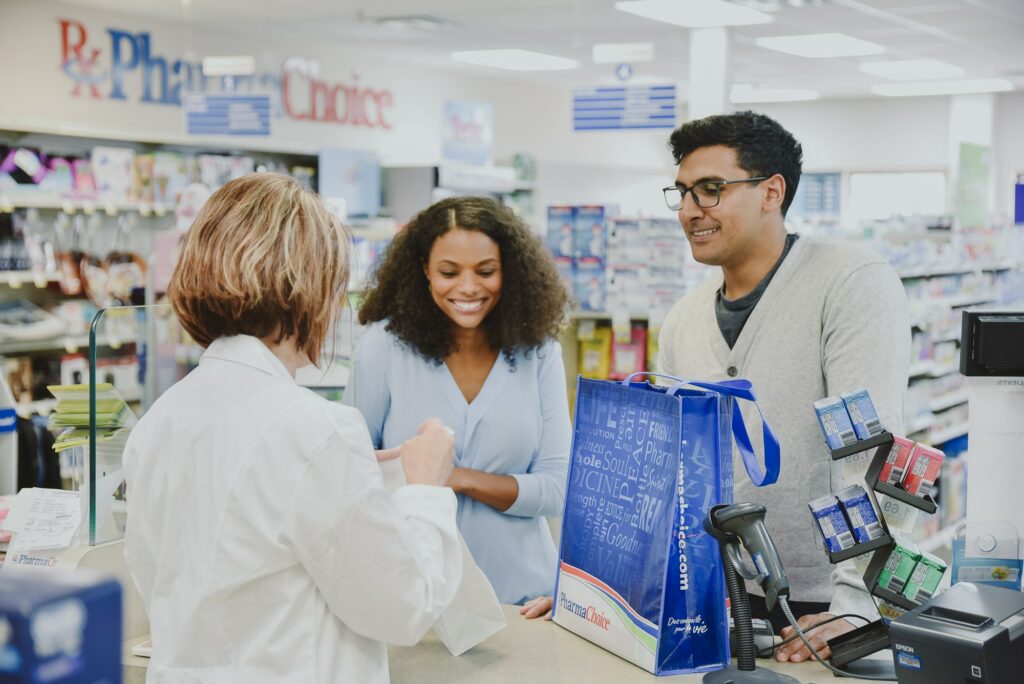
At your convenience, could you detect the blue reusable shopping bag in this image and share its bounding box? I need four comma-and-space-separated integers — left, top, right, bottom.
552, 373, 780, 676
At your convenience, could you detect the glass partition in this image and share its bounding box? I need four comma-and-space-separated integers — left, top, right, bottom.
86, 304, 191, 545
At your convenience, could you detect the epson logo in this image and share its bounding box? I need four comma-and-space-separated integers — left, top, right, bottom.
893, 643, 915, 654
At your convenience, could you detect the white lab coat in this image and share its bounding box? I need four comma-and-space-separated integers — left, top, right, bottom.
124, 335, 462, 684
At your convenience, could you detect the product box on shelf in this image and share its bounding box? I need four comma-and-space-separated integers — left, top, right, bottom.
876, 537, 921, 595
574, 205, 607, 259
574, 257, 605, 311
836, 484, 885, 544
902, 551, 946, 604
546, 206, 576, 258
578, 326, 611, 379
604, 264, 649, 314
608, 325, 646, 380
152, 152, 188, 206
553, 256, 575, 299
879, 436, 916, 485
840, 388, 884, 439
813, 396, 857, 449
91, 146, 135, 204
902, 444, 944, 497
809, 493, 855, 553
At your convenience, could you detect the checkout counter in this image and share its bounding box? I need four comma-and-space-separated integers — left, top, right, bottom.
121, 606, 879, 684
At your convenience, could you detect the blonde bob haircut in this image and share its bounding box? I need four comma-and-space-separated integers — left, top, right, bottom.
168, 173, 348, 364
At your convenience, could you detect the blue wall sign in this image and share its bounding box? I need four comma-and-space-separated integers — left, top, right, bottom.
185, 94, 271, 136
573, 85, 676, 131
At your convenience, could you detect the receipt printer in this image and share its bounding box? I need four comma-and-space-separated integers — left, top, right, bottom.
888, 582, 1024, 683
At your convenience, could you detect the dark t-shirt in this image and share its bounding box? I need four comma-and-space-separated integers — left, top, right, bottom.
715, 233, 800, 349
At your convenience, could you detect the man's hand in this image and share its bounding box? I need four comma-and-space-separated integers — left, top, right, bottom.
776, 612, 856, 663
520, 596, 553, 620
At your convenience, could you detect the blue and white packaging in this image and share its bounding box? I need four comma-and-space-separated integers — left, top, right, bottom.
574, 257, 605, 311
546, 205, 576, 258
836, 484, 885, 543
808, 494, 855, 553
575, 205, 607, 258
0, 569, 122, 683
813, 396, 857, 449
553, 255, 575, 295
840, 388, 883, 439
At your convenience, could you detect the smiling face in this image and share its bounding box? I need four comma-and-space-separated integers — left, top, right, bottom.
674, 144, 783, 269
424, 228, 502, 330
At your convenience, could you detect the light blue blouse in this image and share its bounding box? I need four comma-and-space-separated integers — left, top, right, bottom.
344, 322, 571, 604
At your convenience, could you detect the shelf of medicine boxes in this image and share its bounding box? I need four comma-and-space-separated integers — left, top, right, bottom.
901, 268, 1017, 449
823, 430, 937, 565
559, 311, 654, 409
825, 433, 939, 613
0, 195, 174, 217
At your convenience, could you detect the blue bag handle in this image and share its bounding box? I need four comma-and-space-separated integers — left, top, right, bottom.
622, 372, 780, 487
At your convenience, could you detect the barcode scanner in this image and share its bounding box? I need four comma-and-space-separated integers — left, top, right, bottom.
702, 503, 798, 684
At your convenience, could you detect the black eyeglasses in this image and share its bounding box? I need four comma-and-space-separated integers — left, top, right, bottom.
662, 176, 769, 210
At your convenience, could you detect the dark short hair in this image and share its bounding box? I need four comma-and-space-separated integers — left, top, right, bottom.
358, 196, 568, 366
668, 110, 803, 216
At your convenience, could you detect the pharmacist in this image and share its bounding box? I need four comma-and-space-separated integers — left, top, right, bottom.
657, 111, 910, 662
123, 174, 463, 684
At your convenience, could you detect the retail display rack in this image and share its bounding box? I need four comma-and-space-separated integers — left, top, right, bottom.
817, 431, 944, 671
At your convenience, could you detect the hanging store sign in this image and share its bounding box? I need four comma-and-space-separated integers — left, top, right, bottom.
185, 94, 271, 136
58, 17, 394, 130
572, 84, 676, 131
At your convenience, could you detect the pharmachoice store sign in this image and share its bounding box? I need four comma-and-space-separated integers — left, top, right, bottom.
58, 17, 395, 130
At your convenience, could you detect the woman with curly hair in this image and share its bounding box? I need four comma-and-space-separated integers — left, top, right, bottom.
346, 195, 571, 607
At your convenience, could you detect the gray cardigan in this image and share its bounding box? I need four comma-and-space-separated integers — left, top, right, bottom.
658, 235, 910, 618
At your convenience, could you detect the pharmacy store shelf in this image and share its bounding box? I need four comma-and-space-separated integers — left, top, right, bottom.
932, 329, 962, 344
941, 293, 998, 309
906, 414, 936, 435
928, 422, 969, 446
0, 271, 62, 287
0, 196, 168, 216
930, 392, 969, 413
908, 360, 934, 378
897, 262, 1015, 280
928, 362, 960, 379
568, 310, 650, 321
0, 334, 122, 355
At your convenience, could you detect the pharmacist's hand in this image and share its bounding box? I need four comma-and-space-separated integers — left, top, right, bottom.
375, 446, 403, 462
400, 419, 455, 487
776, 612, 855, 663
520, 596, 553, 620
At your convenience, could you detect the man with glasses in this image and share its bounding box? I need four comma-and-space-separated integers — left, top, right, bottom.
657, 111, 910, 663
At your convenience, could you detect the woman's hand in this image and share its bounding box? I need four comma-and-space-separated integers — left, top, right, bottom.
400, 419, 455, 487
375, 446, 403, 462
446, 467, 519, 511
520, 596, 553, 620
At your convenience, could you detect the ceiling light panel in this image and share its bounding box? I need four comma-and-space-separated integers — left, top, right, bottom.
872, 79, 1013, 97
450, 49, 579, 71
755, 33, 885, 58
730, 84, 819, 103
859, 59, 965, 81
592, 42, 656, 64
615, 0, 773, 28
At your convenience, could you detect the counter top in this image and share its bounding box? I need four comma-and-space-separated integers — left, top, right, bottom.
123, 606, 885, 683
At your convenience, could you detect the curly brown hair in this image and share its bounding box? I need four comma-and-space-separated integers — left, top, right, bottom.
358, 196, 568, 366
